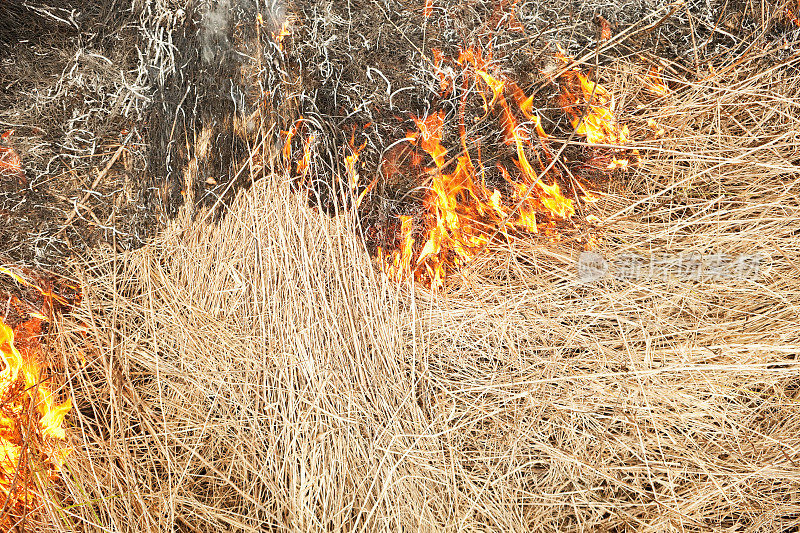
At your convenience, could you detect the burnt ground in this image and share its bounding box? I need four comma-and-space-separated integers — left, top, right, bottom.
1, 0, 798, 277
0, 1, 147, 272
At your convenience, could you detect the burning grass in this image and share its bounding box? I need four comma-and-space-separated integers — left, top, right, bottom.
0, 318, 72, 526
0, 266, 76, 531
1, 0, 800, 530
41, 53, 800, 530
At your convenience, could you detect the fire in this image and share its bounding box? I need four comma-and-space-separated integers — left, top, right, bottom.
378, 48, 589, 287
423, 0, 434, 18
281, 43, 639, 288
557, 68, 629, 146
644, 66, 669, 96
345, 128, 367, 189
1, 266, 71, 308
272, 19, 290, 50
282, 118, 315, 187
0, 316, 71, 520
0, 130, 24, 183
597, 15, 612, 41
788, 3, 800, 27
0, 265, 75, 523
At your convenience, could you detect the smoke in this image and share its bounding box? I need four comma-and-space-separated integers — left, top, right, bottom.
199, 0, 285, 63
199, 0, 232, 63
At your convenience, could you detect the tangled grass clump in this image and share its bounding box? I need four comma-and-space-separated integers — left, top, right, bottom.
49, 51, 800, 530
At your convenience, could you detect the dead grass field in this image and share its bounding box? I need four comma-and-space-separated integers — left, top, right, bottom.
32, 53, 800, 532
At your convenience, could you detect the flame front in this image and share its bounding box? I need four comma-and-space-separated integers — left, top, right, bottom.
377, 48, 624, 287
280, 41, 638, 288
0, 316, 71, 518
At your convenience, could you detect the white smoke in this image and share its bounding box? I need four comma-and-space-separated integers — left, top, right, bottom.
200, 0, 285, 63
200, 0, 232, 63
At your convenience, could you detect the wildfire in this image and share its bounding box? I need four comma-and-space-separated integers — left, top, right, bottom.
0, 265, 75, 524
1, 266, 71, 308
1, 317, 71, 520
489, 0, 523, 31
596, 15, 612, 41
423, 0, 434, 18
279, 13, 643, 289
344, 128, 367, 190
373, 47, 631, 287
280, 44, 638, 288
282, 118, 316, 187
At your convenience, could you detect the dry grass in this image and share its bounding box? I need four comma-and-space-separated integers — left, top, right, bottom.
37, 53, 800, 531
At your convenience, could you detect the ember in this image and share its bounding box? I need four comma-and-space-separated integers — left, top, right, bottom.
0, 130, 25, 185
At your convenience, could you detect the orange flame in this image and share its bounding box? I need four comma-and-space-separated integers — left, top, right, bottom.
380, 48, 589, 287
558, 68, 630, 146
282, 44, 639, 288
788, 3, 800, 27
272, 20, 290, 50
1, 266, 71, 308
0, 130, 24, 183
298, 134, 315, 182
282, 119, 316, 186
409, 113, 448, 168
1, 316, 71, 519
431, 48, 454, 95
644, 66, 669, 97
597, 15, 612, 41
423, 0, 434, 18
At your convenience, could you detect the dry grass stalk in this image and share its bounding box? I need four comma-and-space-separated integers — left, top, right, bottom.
37, 53, 800, 532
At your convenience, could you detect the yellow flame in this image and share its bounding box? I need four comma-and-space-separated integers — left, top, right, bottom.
0, 318, 71, 499
282, 46, 637, 288
644, 67, 669, 96
556, 65, 630, 149
378, 48, 603, 286
0, 266, 70, 306
344, 131, 366, 189
272, 20, 290, 50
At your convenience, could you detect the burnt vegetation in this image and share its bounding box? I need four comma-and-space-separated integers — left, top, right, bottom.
1, 2, 800, 529
1, 0, 797, 271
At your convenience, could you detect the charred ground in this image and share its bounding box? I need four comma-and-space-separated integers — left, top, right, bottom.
0, 0, 797, 272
